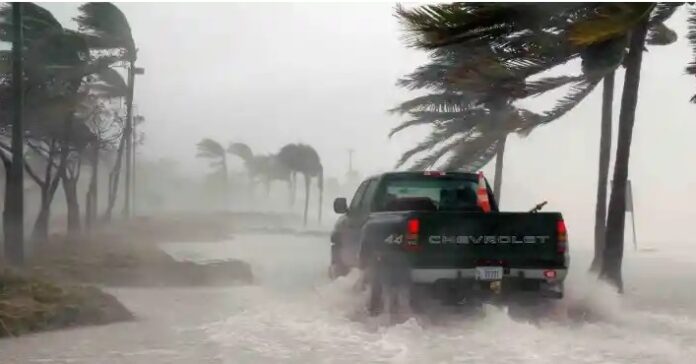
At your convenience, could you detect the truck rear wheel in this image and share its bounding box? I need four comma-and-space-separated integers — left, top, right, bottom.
365, 257, 412, 317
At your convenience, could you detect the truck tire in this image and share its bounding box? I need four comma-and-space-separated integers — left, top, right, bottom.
329, 243, 349, 280
364, 263, 384, 316
365, 254, 411, 317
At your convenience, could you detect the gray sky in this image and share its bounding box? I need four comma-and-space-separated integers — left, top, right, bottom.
41, 3, 696, 247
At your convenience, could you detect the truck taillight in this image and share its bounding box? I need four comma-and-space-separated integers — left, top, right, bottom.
407, 219, 420, 235
557, 219, 568, 254
404, 218, 420, 252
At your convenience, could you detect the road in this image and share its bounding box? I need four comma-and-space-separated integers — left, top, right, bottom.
2, 233, 695, 363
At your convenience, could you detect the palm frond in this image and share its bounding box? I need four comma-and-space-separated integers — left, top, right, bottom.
568, 3, 654, 46
395, 128, 451, 168
441, 131, 501, 171
0, 3, 63, 44
395, 3, 579, 49
646, 22, 678, 46
648, 3, 683, 26
196, 138, 225, 159
521, 79, 600, 134
389, 92, 474, 114
390, 107, 489, 137
228, 142, 253, 161
524, 74, 586, 97
75, 2, 135, 58
407, 130, 475, 171
689, 9, 696, 102
90, 67, 127, 98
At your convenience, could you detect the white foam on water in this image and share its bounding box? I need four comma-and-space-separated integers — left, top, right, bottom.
3, 234, 695, 363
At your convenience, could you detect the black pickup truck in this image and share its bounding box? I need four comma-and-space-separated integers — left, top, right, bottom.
330, 171, 569, 315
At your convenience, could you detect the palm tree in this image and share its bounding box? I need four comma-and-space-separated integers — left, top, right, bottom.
392, 4, 609, 187
394, 3, 680, 288
196, 138, 228, 186
0, 2, 127, 240
276, 143, 323, 226
228, 142, 293, 201
598, 11, 651, 291
74, 2, 138, 218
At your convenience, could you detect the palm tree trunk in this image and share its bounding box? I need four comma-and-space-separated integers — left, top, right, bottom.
221, 156, 229, 208
290, 172, 297, 206
590, 72, 615, 273
493, 135, 506, 203
303, 173, 311, 227
600, 19, 650, 292
317, 167, 323, 224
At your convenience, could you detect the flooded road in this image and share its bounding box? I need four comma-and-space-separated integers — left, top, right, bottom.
2, 233, 696, 364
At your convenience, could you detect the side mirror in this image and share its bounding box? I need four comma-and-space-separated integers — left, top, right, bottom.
333, 197, 348, 214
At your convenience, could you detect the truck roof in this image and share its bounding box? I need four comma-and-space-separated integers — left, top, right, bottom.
366, 171, 480, 180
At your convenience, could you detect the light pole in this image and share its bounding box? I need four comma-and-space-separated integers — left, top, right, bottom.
123, 63, 144, 218
132, 113, 144, 215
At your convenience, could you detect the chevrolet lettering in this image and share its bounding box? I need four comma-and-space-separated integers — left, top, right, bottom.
428, 235, 551, 245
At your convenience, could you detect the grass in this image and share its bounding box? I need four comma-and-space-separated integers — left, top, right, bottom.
0, 268, 133, 338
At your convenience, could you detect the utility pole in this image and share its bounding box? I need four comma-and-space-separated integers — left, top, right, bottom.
132, 111, 137, 216
4, 2, 25, 264
123, 62, 143, 218
348, 149, 354, 173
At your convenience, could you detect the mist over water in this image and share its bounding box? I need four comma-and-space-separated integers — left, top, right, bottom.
3, 232, 695, 363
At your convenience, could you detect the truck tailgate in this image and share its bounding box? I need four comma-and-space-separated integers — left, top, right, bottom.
411, 212, 565, 269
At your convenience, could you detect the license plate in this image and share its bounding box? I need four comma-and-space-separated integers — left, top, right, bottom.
475, 266, 503, 281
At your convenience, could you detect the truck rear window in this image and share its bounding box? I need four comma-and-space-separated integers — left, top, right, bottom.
375, 177, 481, 212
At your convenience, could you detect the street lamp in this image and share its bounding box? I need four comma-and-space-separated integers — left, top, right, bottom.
123, 64, 144, 218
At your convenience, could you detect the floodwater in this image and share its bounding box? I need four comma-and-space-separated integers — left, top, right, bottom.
2, 233, 695, 364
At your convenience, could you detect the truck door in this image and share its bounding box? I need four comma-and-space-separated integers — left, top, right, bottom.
342, 178, 379, 267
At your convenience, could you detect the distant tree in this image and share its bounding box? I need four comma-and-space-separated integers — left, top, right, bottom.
277, 143, 323, 226
228, 142, 293, 201
196, 138, 228, 186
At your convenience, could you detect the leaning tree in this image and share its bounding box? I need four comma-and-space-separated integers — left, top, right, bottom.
276, 143, 323, 226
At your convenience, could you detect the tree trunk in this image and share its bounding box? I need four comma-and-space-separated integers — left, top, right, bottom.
600, 20, 649, 292
4, 3, 25, 265
590, 72, 615, 273
290, 172, 297, 206
85, 147, 98, 232
222, 156, 229, 208
493, 135, 506, 203
104, 134, 126, 221
31, 187, 51, 243
63, 178, 80, 235
317, 167, 323, 224
303, 173, 310, 227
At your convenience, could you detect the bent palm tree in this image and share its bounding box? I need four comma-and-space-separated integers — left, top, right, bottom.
196, 138, 228, 190
75, 2, 138, 217
228, 142, 293, 199
277, 143, 323, 226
